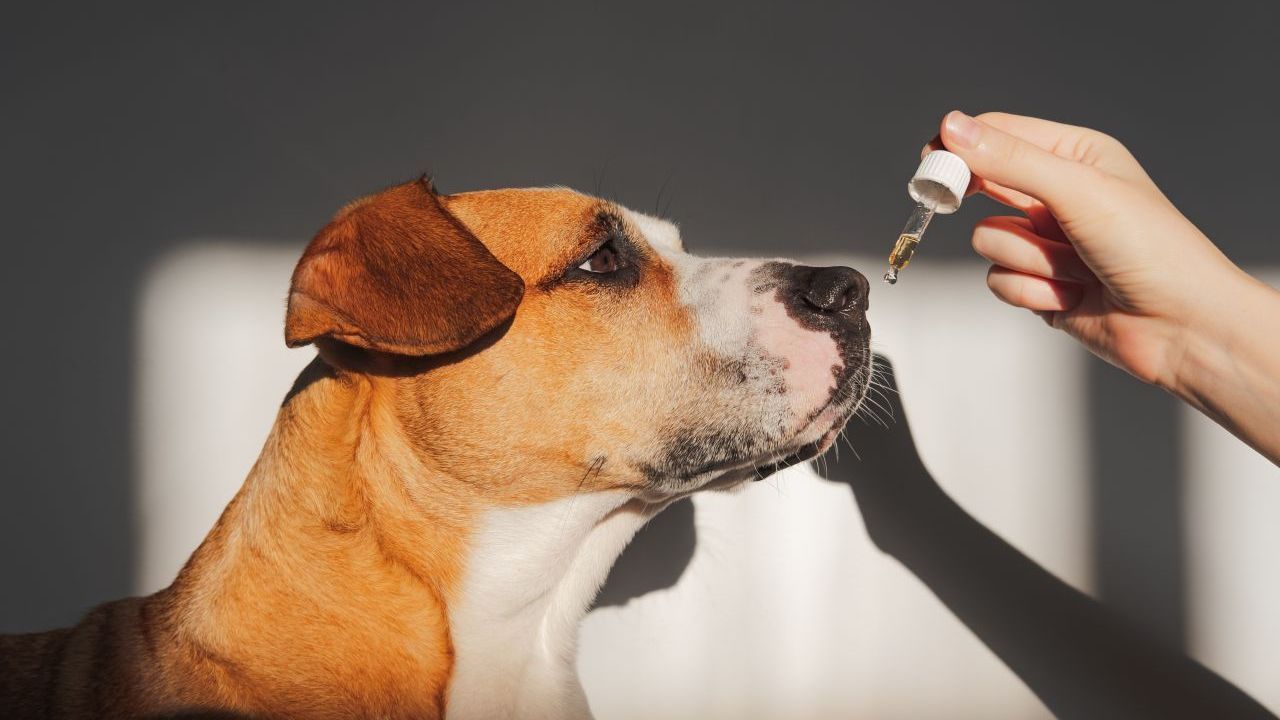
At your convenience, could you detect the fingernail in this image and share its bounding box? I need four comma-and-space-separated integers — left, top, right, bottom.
944, 111, 981, 150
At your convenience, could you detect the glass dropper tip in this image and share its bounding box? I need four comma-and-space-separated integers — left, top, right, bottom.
883, 266, 899, 284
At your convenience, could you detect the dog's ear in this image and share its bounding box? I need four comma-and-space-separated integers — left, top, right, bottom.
285, 177, 524, 355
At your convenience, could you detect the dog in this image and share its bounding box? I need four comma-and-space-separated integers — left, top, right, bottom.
0, 177, 871, 719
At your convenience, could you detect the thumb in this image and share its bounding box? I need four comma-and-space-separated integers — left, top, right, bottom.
940, 111, 1106, 219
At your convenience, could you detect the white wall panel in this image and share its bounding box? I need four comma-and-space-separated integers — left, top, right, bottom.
1183, 269, 1280, 713
137, 244, 1277, 717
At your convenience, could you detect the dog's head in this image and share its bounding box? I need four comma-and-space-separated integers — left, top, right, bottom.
286, 178, 871, 503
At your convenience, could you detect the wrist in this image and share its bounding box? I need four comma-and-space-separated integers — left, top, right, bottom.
1164, 268, 1276, 405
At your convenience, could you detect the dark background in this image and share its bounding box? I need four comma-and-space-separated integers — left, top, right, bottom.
1, 0, 1277, 675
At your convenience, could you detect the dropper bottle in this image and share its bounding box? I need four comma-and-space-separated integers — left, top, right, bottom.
883, 150, 972, 284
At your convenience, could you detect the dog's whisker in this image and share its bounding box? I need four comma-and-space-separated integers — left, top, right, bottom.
556, 456, 606, 543
860, 390, 895, 418
854, 402, 890, 430
861, 396, 894, 425
867, 383, 895, 404
868, 380, 900, 398
654, 168, 676, 217
593, 158, 611, 198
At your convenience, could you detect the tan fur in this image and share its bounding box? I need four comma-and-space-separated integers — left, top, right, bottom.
0, 182, 705, 718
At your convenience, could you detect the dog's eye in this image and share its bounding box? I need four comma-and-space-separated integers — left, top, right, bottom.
578, 242, 620, 274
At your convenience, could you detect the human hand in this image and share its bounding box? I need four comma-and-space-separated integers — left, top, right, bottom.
932, 111, 1257, 389
933, 111, 1280, 465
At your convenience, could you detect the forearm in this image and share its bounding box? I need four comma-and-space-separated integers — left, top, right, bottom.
1169, 270, 1280, 465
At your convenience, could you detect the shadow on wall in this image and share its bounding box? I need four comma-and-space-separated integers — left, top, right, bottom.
817, 357, 1274, 720
594, 355, 1277, 720
593, 498, 697, 609
593, 353, 1274, 717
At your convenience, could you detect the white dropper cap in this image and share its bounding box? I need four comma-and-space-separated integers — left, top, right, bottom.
908, 150, 971, 214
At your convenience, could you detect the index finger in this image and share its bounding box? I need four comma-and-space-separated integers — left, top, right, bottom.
973, 112, 1148, 182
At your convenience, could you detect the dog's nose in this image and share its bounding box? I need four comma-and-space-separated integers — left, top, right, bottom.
799, 265, 869, 313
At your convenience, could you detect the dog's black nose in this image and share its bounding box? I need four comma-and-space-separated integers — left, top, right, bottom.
800, 265, 869, 313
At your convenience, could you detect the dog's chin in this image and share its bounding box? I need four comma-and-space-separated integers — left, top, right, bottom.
655, 361, 870, 498
754, 423, 844, 476
704, 394, 862, 493
743, 364, 869, 483
690, 422, 844, 495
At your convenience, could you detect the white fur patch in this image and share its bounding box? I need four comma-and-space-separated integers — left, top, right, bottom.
623, 207, 845, 431
622, 210, 683, 253
446, 493, 662, 720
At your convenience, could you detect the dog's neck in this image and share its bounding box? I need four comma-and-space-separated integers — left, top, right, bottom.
162, 359, 653, 719
446, 489, 656, 719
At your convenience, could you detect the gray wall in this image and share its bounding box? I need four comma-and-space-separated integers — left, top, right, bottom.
1, 0, 1276, 671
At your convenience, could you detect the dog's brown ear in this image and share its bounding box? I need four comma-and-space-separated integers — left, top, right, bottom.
285, 178, 524, 355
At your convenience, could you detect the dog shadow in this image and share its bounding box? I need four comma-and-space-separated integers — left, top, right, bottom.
593, 496, 696, 609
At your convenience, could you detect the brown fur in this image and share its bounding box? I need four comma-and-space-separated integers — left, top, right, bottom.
285, 178, 524, 355
0, 179, 701, 718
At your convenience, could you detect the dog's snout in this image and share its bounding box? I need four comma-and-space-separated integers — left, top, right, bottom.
798, 266, 869, 313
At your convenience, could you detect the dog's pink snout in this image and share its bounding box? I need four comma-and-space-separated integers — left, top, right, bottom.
754, 299, 841, 429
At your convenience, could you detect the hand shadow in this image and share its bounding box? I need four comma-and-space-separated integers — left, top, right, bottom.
817, 354, 1276, 720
